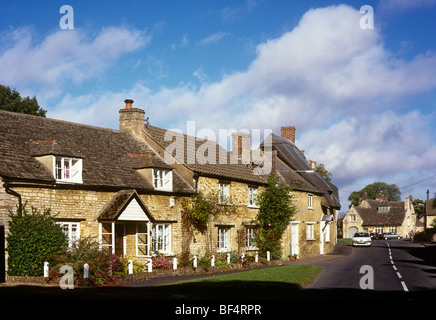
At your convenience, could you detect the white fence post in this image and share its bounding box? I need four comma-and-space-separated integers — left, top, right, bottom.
241, 252, 245, 262
43, 261, 49, 278
193, 255, 197, 269
227, 253, 231, 264
255, 252, 258, 263
128, 260, 133, 275
173, 257, 178, 271
147, 259, 152, 273
211, 255, 215, 267
267, 251, 270, 261
83, 263, 89, 279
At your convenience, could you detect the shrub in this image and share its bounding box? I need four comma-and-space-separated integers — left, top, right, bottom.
152, 254, 172, 269
6, 204, 68, 276
254, 176, 296, 260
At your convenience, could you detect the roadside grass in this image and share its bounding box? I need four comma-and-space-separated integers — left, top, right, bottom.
338, 237, 352, 244
164, 265, 322, 288
152, 265, 323, 299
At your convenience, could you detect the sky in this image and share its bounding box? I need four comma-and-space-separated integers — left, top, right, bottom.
1, 0, 436, 211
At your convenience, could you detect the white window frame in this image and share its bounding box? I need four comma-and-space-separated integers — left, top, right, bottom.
246, 226, 258, 250
136, 222, 150, 257
219, 182, 230, 204
247, 187, 258, 207
388, 226, 397, 233
152, 223, 172, 255
375, 226, 383, 234
153, 169, 173, 191
99, 222, 115, 254
56, 221, 80, 248
217, 227, 230, 252
306, 222, 315, 240
54, 156, 82, 183
308, 193, 313, 209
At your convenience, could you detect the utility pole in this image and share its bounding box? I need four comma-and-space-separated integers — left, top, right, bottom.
425, 189, 429, 230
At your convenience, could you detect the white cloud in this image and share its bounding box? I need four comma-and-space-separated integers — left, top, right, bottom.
199, 32, 229, 45
0, 26, 150, 90
42, 4, 436, 206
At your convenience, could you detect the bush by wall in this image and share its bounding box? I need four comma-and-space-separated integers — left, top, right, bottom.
6, 204, 68, 276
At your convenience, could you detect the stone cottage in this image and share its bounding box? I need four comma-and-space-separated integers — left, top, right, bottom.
343, 194, 416, 238
0, 99, 341, 277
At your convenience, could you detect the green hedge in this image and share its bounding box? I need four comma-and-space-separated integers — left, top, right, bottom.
6, 205, 67, 276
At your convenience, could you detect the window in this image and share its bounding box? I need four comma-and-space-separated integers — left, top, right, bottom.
57, 221, 80, 248
306, 222, 315, 240
219, 182, 230, 204
375, 226, 383, 234
308, 194, 313, 209
153, 169, 172, 191
248, 187, 258, 207
152, 223, 171, 254
378, 206, 390, 213
136, 223, 149, 257
388, 226, 397, 233
217, 227, 230, 252
246, 227, 258, 250
55, 157, 82, 183
100, 222, 114, 253
349, 215, 356, 222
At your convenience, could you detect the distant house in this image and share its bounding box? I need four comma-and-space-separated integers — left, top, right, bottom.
343, 194, 416, 238
0, 99, 341, 278
424, 199, 436, 228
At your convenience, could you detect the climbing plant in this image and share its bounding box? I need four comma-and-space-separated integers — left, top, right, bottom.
253, 175, 296, 259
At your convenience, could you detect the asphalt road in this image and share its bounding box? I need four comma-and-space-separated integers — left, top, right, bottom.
304, 240, 436, 300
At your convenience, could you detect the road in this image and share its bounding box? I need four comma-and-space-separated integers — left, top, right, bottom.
304, 239, 436, 300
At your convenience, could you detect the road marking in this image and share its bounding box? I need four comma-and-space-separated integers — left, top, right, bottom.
386, 241, 409, 293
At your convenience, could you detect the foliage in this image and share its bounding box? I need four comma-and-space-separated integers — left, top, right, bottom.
413, 199, 425, 219
311, 161, 333, 182
347, 182, 401, 207
181, 191, 235, 233
46, 237, 122, 286
152, 254, 173, 270
6, 204, 68, 276
253, 176, 296, 259
0, 84, 47, 117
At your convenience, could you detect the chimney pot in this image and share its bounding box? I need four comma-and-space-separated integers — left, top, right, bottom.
124, 99, 134, 109
281, 126, 296, 143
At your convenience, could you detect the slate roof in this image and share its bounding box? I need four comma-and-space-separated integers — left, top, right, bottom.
0, 110, 193, 193
143, 125, 266, 184
356, 206, 406, 226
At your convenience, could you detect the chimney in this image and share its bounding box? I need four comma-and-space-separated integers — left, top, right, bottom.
231, 132, 251, 163
281, 126, 296, 143
119, 99, 145, 138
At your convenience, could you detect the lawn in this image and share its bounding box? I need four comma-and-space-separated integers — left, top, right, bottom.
166, 265, 322, 288
152, 264, 323, 299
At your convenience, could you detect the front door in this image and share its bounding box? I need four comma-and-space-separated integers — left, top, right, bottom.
290, 223, 299, 256
115, 224, 124, 257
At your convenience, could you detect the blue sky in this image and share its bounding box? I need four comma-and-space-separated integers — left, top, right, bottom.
1, 0, 436, 209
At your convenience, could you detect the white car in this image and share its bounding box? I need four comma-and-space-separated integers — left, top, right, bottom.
352, 232, 372, 247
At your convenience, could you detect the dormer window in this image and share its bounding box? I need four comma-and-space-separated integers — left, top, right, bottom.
55, 156, 82, 183
378, 206, 390, 213
153, 169, 172, 191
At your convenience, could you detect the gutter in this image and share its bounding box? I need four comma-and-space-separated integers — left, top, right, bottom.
3, 181, 22, 215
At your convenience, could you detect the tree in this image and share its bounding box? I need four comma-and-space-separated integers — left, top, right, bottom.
311, 161, 333, 182
254, 175, 297, 259
348, 182, 401, 207
413, 199, 425, 220
0, 84, 46, 117
6, 204, 67, 276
